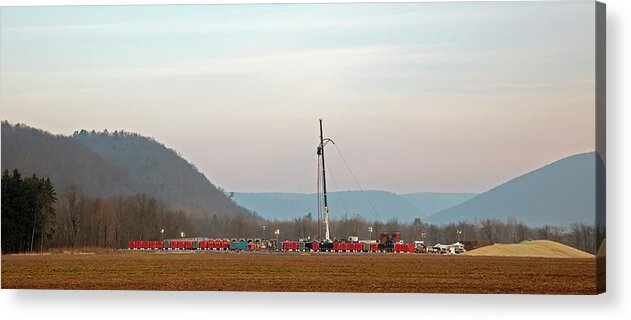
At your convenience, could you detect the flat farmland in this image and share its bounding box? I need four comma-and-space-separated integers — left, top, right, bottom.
1, 252, 597, 294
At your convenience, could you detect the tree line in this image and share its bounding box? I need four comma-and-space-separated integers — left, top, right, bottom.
1, 169, 597, 254
2, 169, 56, 254
263, 214, 596, 253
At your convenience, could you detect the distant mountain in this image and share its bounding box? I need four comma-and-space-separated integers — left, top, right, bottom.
399, 193, 477, 217
232, 190, 475, 222
426, 152, 598, 227
1, 121, 253, 217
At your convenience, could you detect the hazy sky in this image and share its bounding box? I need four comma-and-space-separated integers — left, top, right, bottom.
0, 2, 596, 193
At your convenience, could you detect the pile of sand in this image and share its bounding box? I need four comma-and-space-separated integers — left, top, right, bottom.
464, 240, 594, 258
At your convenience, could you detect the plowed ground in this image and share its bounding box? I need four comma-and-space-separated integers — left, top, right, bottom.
1, 251, 597, 294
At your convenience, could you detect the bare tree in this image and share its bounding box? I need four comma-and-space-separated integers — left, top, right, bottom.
480, 218, 502, 243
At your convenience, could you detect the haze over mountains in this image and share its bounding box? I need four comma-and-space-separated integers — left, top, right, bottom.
234, 153, 599, 227
1, 122, 252, 218
232, 191, 476, 222
2, 121, 598, 227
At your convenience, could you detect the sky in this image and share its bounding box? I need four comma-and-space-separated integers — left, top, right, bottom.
0, 2, 596, 194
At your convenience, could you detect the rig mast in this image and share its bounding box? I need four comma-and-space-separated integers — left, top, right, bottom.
317, 119, 334, 241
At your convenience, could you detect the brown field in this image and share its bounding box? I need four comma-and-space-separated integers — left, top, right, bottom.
1, 251, 597, 294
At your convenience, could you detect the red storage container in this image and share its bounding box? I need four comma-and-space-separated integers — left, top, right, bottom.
185, 241, 193, 249
394, 243, 401, 252
200, 241, 207, 249
370, 243, 378, 252
356, 243, 363, 251
409, 243, 415, 253
292, 242, 299, 250
312, 242, 320, 251
127, 241, 134, 249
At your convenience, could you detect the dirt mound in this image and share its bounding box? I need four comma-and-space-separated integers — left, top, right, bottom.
465, 240, 594, 258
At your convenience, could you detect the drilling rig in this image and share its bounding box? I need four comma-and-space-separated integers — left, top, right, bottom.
316, 119, 335, 242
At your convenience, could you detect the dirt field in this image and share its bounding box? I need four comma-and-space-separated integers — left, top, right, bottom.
1, 251, 597, 294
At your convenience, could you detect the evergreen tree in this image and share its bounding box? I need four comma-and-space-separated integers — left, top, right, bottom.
1, 169, 57, 253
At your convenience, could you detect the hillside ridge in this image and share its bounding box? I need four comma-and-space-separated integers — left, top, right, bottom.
1, 121, 253, 218
426, 152, 597, 226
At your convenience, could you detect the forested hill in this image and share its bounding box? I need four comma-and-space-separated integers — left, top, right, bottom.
1, 122, 138, 197
1, 121, 253, 217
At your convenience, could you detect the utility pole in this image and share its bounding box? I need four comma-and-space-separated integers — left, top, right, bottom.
317, 119, 333, 241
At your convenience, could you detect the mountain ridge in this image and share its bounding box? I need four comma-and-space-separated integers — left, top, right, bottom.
426, 152, 598, 227
231, 190, 477, 222
1, 121, 253, 218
